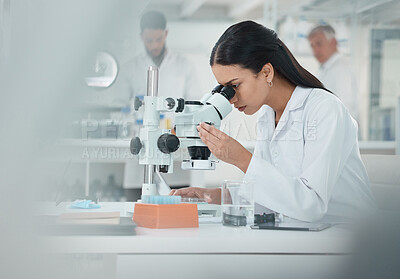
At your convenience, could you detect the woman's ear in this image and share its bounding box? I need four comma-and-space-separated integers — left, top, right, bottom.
261, 63, 274, 82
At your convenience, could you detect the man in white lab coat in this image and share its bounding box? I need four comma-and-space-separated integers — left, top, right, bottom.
121, 11, 201, 195
308, 25, 360, 123
120, 10, 200, 101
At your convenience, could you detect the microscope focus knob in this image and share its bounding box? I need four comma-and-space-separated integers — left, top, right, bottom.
130, 137, 142, 155
134, 96, 143, 111
157, 134, 180, 154
175, 98, 185, 112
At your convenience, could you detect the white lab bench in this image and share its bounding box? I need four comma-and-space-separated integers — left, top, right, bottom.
39, 202, 355, 279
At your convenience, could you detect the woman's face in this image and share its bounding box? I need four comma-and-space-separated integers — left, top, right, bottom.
211, 64, 269, 115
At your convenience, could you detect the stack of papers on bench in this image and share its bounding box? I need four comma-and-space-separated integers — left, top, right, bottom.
57, 211, 120, 224
39, 212, 136, 236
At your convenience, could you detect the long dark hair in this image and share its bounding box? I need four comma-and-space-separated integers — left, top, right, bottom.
210, 21, 331, 93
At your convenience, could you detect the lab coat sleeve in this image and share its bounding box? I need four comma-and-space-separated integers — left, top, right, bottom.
245, 98, 355, 222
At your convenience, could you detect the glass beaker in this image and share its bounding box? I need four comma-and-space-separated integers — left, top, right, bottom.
221, 180, 254, 226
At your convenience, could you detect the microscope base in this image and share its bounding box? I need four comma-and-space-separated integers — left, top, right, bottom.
142, 183, 157, 196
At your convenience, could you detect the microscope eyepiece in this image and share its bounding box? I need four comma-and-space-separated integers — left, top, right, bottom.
211, 84, 236, 101
220, 86, 236, 101
212, 84, 224, 93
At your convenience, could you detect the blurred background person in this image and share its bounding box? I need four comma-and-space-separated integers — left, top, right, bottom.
308, 24, 360, 125
120, 11, 201, 199
120, 10, 201, 101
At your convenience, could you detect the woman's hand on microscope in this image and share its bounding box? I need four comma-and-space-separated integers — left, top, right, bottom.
197, 122, 252, 173
169, 187, 221, 204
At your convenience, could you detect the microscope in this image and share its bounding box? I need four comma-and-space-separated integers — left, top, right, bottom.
130, 66, 235, 197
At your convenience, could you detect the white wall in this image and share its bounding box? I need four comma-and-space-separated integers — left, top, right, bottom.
166, 21, 234, 94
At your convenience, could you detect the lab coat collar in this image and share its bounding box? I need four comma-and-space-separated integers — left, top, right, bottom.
285, 86, 313, 112
141, 48, 171, 68
257, 86, 313, 120
257, 104, 272, 120
273, 86, 312, 137
159, 49, 172, 68
257, 86, 313, 141
321, 52, 341, 71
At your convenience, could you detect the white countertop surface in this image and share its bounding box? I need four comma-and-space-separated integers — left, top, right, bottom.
42, 223, 352, 255
38, 202, 354, 255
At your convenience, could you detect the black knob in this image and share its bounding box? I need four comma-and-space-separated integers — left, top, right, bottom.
130, 137, 142, 155
175, 98, 185, 112
134, 96, 143, 111
158, 165, 169, 173
157, 134, 180, 154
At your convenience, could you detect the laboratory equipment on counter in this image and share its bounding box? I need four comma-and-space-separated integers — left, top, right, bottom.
130, 66, 235, 197
221, 180, 254, 227
133, 202, 199, 229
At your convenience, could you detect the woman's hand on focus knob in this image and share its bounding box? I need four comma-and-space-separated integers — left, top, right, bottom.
197, 122, 252, 173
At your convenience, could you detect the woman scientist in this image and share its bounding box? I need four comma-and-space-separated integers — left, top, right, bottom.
170, 21, 375, 222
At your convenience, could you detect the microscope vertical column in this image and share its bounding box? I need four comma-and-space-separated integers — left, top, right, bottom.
142, 66, 159, 195
147, 65, 158, 97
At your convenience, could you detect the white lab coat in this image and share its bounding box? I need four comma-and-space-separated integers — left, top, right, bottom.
244, 86, 375, 222
318, 52, 359, 122
119, 50, 201, 101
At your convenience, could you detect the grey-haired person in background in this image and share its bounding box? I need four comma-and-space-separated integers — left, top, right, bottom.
308, 25, 360, 125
